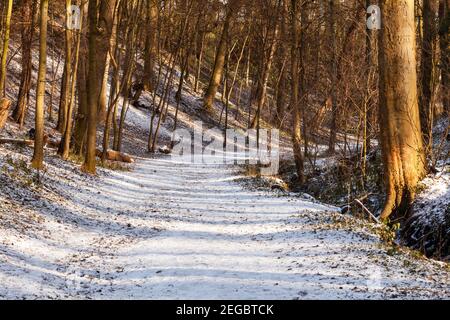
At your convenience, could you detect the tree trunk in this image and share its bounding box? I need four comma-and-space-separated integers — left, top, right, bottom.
57, 0, 73, 134
420, 0, 438, 146
73, 47, 88, 155
142, 0, 158, 93
290, 0, 304, 184
102, 4, 120, 162
59, 1, 84, 160
82, 0, 117, 174
116, 0, 142, 152
275, 0, 288, 128
56, 68, 68, 132
378, 0, 426, 221
327, 0, 338, 154
203, 0, 240, 111
194, 32, 205, 93
12, 0, 37, 127
98, 54, 111, 122
31, 0, 49, 170
250, 17, 279, 130
364, 0, 374, 158
0, 0, 13, 97
439, 0, 450, 116
300, 4, 308, 159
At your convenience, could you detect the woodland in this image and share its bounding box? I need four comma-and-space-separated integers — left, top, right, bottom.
0, 0, 448, 299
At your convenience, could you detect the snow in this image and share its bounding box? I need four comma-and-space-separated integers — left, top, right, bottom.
1, 146, 449, 299
402, 117, 449, 259
0, 32, 449, 301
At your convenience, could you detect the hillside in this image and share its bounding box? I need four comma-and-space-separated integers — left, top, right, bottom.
0, 0, 449, 300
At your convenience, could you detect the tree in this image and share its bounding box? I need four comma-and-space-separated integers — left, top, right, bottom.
142, 0, 158, 93
57, 0, 74, 134
82, 0, 117, 174
0, 0, 13, 97
420, 0, 438, 147
203, 0, 241, 111
249, 0, 280, 130
72, 16, 89, 156
378, 0, 426, 220
290, 0, 304, 184
31, 0, 49, 170
12, 0, 37, 127
439, 0, 449, 116
59, 0, 84, 160
327, 0, 337, 154
275, 0, 288, 128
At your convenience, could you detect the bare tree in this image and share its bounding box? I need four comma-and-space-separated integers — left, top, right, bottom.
31, 0, 49, 170
83, 0, 117, 174
203, 0, 241, 111
0, 0, 13, 97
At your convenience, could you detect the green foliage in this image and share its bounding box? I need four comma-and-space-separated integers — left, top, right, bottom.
379, 220, 400, 245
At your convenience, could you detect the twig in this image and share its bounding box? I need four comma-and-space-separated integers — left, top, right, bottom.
354, 198, 381, 224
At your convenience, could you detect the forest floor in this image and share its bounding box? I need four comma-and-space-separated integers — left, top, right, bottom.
0, 142, 449, 299
1, 109, 449, 299
1, 39, 449, 299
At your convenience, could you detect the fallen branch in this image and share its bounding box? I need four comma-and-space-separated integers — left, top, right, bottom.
354, 199, 380, 224
0, 138, 34, 146
96, 149, 134, 163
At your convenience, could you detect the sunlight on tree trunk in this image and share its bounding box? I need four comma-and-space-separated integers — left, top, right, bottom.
0, 0, 13, 97
378, 0, 427, 221
83, 0, 117, 174
31, 0, 49, 170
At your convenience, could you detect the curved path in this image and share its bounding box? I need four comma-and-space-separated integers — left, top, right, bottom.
0, 155, 449, 299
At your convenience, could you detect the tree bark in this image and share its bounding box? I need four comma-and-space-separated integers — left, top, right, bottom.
327, 0, 337, 154
31, 0, 49, 170
290, 0, 304, 184
56, 68, 68, 132
439, 0, 450, 116
250, 10, 279, 130
420, 0, 438, 146
98, 53, 111, 122
142, 0, 158, 93
59, 1, 84, 160
0, 0, 13, 97
57, 0, 74, 134
12, 0, 37, 127
203, 0, 240, 111
378, 0, 427, 220
82, 0, 117, 174
194, 31, 205, 93
73, 46, 88, 155
275, 0, 288, 128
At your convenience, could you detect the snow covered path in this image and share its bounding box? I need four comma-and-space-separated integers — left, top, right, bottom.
0, 154, 449, 299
